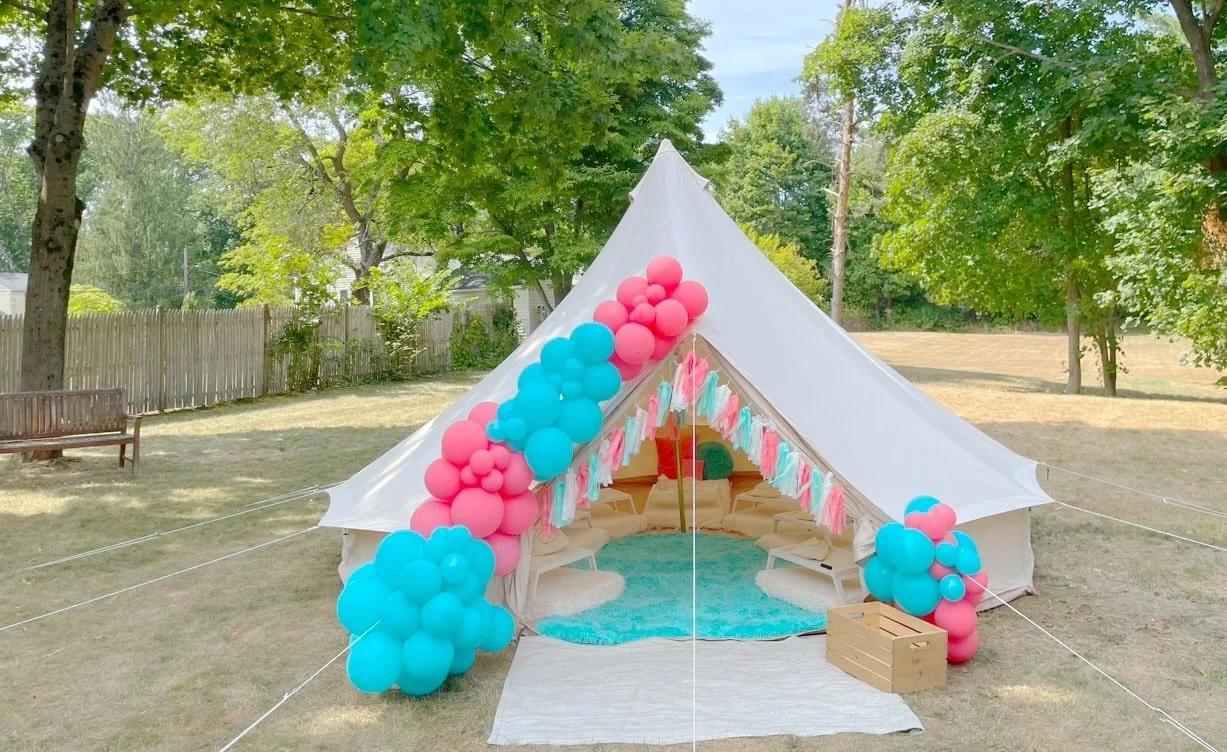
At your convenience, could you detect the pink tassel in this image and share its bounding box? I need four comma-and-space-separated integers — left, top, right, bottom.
538, 486, 556, 536
646, 395, 660, 439
605, 428, 625, 471
760, 430, 779, 479
688, 358, 709, 405
713, 393, 740, 435
798, 463, 812, 496
671, 351, 696, 407
575, 465, 589, 509
822, 484, 845, 535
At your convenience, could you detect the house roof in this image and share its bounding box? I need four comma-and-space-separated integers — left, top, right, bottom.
0, 273, 28, 293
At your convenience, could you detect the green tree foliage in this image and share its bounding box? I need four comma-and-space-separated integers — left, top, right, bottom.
741, 225, 827, 304
715, 97, 831, 263
67, 283, 123, 314
368, 260, 456, 373
0, 104, 35, 272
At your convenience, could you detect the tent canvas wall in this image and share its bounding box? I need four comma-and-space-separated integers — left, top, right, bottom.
321, 141, 1052, 613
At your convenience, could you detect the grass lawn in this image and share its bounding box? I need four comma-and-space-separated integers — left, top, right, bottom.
1, 332, 1225, 752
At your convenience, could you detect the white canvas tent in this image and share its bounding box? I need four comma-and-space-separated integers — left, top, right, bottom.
321, 140, 1052, 613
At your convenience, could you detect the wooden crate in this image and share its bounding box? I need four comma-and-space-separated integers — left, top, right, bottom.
826, 602, 947, 693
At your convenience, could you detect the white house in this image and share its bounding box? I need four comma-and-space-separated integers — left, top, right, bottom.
0, 273, 27, 316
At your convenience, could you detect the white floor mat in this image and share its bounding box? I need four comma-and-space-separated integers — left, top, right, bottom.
755, 567, 864, 613
489, 635, 922, 746
525, 568, 625, 622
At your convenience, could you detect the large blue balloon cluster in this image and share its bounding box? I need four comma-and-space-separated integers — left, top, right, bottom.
337, 526, 516, 696
486, 322, 620, 480
862, 496, 983, 617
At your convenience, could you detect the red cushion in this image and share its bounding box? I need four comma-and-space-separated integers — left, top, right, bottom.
656, 437, 703, 479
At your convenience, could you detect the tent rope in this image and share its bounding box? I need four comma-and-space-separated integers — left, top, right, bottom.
690, 333, 699, 752
12, 484, 335, 575
1040, 462, 1227, 521
216, 623, 377, 752
974, 581, 1220, 752
0, 526, 320, 634
1052, 501, 1226, 553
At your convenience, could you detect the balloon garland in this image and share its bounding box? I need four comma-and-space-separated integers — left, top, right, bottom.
862, 496, 987, 663
337, 526, 515, 696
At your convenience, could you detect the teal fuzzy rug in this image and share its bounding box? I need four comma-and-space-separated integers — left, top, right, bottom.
536, 533, 827, 645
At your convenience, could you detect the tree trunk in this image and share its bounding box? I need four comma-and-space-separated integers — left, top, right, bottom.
550, 272, 574, 304
1065, 275, 1082, 394
830, 95, 855, 327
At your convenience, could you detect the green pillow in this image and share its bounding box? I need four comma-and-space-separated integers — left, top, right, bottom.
697, 441, 734, 480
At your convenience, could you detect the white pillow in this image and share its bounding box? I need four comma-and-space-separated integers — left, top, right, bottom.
533, 529, 570, 556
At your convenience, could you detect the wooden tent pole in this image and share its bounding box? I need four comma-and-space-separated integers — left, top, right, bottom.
675, 436, 687, 530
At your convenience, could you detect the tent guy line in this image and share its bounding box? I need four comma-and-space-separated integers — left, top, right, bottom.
1051, 501, 1227, 553
0, 526, 321, 634
1040, 462, 1227, 521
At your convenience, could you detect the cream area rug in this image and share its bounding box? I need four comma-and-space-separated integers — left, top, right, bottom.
488, 635, 922, 746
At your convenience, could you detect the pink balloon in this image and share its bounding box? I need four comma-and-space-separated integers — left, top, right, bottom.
652, 298, 688, 337
645, 283, 667, 303
632, 294, 648, 307
410, 498, 452, 537
933, 599, 978, 639
929, 561, 955, 580
651, 333, 679, 361
630, 302, 656, 325
459, 467, 478, 487
490, 445, 511, 470
499, 491, 539, 535
424, 459, 462, 500
947, 629, 980, 664
614, 323, 655, 365
671, 280, 708, 319
469, 449, 494, 476
646, 256, 683, 291
501, 453, 534, 495
486, 532, 521, 577
906, 510, 951, 541
963, 570, 989, 606
441, 420, 488, 466
609, 355, 644, 380
931, 503, 957, 535
451, 488, 504, 539
467, 401, 499, 428
593, 300, 629, 332
481, 469, 504, 493
616, 276, 649, 308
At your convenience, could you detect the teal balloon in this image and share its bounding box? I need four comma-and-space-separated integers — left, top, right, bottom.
453, 606, 488, 649
874, 523, 906, 568
557, 398, 603, 444
486, 420, 504, 441
448, 648, 477, 676
422, 533, 450, 562
904, 495, 941, 515
337, 563, 389, 634
421, 592, 464, 638
464, 540, 496, 583
446, 574, 486, 605
379, 592, 421, 639
401, 631, 454, 683
516, 382, 562, 431
400, 559, 441, 603
481, 605, 516, 652
891, 571, 941, 617
956, 549, 982, 576
547, 372, 564, 389
517, 363, 547, 388
935, 542, 959, 567
398, 670, 446, 697
952, 530, 978, 554
525, 426, 573, 480
583, 362, 622, 402
940, 574, 966, 601
863, 556, 895, 601
540, 338, 575, 372
504, 417, 528, 442
439, 553, 469, 585
895, 528, 936, 574
562, 357, 586, 381
445, 526, 472, 552
561, 380, 585, 400
347, 631, 402, 693
570, 322, 615, 363
497, 401, 517, 421
374, 531, 424, 588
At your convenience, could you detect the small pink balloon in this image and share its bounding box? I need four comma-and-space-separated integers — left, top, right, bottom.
963, 570, 989, 606
499, 491, 538, 535
933, 598, 978, 639
930, 503, 957, 534
614, 323, 655, 365
451, 488, 504, 538
469, 449, 494, 476
632, 294, 648, 307
645, 283, 667, 303
929, 561, 955, 580
441, 420, 488, 466
458, 466, 478, 487
424, 458, 462, 500
593, 300, 629, 332
652, 298, 688, 337
610, 354, 644, 380
467, 401, 500, 428
651, 333, 679, 361
501, 453, 534, 495
671, 280, 708, 319
947, 629, 980, 664
481, 469, 504, 493
410, 498, 452, 537
937, 533, 957, 547
616, 276, 649, 308
630, 302, 656, 325
486, 532, 521, 577
490, 445, 511, 470
906, 510, 949, 541
646, 256, 684, 291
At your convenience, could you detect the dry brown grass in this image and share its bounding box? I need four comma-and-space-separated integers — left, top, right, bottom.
1, 334, 1224, 752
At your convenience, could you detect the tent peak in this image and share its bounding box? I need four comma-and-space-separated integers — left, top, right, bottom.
656, 139, 677, 154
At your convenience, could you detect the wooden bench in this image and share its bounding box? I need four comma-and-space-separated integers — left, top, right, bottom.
0, 389, 141, 474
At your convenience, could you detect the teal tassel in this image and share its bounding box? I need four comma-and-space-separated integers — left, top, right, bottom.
656, 381, 672, 425
586, 451, 600, 500
772, 442, 792, 485
697, 371, 720, 419
737, 406, 753, 449
622, 417, 635, 466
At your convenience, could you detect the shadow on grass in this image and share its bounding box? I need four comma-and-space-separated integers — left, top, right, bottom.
894, 364, 1227, 405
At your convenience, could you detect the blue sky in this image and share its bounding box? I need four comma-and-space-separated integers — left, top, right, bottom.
689, 0, 843, 139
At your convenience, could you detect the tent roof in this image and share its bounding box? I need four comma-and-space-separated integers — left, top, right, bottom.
320, 141, 1052, 533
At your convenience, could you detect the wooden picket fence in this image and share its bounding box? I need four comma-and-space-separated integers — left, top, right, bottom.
0, 302, 499, 414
